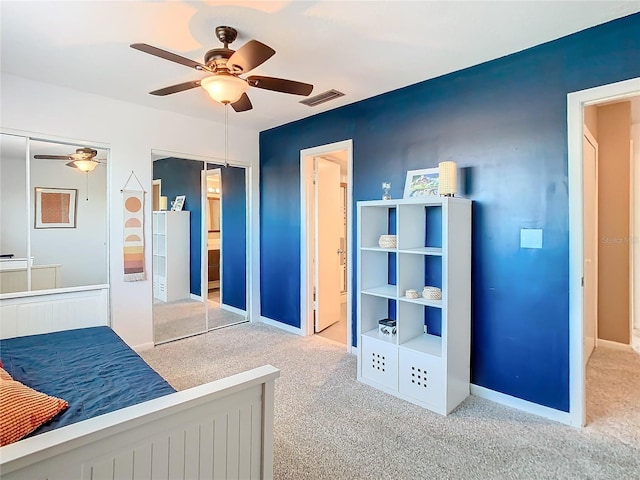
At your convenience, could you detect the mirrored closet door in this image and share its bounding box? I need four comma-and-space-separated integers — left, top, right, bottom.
152, 154, 248, 344
1, 133, 108, 295
205, 161, 248, 330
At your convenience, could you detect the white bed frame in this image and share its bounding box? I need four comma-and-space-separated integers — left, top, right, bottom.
0, 288, 280, 480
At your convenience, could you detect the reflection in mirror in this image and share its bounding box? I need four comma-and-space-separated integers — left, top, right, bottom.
152, 156, 207, 343
151, 154, 249, 344
0, 134, 29, 291
0, 135, 108, 294
205, 161, 248, 331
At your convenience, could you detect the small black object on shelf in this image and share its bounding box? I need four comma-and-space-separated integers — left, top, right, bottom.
378, 318, 396, 328
378, 318, 397, 336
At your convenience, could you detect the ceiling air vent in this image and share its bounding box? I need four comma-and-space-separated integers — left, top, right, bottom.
300, 89, 344, 107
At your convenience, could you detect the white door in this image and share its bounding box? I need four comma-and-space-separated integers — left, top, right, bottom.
583, 130, 598, 363
315, 157, 342, 332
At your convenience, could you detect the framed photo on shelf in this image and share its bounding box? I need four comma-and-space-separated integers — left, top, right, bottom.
403, 168, 439, 198
34, 187, 77, 228
171, 195, 186, 211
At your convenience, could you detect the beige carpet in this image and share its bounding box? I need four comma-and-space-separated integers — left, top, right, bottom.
140, 322, 640, 480
586, 345, 640, 449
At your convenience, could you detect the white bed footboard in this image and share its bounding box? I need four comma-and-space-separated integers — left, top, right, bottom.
0, 365, 280, 480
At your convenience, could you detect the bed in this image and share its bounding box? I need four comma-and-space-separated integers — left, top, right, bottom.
0, 310, 279, 480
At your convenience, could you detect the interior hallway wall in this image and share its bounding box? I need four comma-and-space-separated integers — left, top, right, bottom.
597, 101, 631, 345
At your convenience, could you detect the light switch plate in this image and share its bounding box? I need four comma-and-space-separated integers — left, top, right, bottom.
521, 228, 543, 249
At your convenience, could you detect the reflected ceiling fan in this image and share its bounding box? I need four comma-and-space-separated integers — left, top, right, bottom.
34, 147, 105, 173
130, 26, 314, 112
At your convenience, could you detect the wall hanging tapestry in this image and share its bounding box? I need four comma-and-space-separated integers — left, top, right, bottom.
121, 171, 146, 282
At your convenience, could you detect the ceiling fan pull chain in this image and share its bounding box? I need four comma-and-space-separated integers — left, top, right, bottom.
225, 103, 229, 168
85, 172, 90, 201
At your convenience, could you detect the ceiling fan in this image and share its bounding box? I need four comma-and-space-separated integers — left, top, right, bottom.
34, 147, 105, 172
130, 26, 314, 112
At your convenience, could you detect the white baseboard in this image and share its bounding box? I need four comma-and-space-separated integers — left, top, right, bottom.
349, 346, 359, 356
260, 316, 304, 336
596, 338, 633, 352
190, 294, 203, 301
220, 303, 247, 317
632, 330, 640, 354
470, 384, 572, 426
132, 342, 155, 352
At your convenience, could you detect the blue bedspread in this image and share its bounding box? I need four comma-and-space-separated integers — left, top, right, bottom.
0, 326, 175, 436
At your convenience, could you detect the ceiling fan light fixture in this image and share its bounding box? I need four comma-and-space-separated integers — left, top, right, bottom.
201, 74, 248, 104
69, 159, 99, 172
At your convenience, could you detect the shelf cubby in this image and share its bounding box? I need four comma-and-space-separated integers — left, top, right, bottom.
360, 249, 397, 293
359, 293, 395, 342
359, 204, 396, 249
397, 203, 442, 250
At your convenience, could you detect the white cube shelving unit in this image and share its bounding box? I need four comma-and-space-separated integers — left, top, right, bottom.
152, 210, 190, 302
357, 197, 471, 415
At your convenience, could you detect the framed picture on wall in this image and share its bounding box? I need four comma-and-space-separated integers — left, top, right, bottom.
171, 195, 186, 211
403, 168, 439, 198
34, 187, 77, 228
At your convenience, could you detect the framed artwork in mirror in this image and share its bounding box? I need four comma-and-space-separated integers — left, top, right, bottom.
171, 195, 185, 211
34, 187, 77, 228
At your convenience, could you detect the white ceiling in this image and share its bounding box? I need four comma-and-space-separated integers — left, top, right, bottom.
1, 1, 638, 133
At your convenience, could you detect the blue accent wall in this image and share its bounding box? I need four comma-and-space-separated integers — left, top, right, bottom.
259, 14, 640, 412
215, 164, 247, 310
153, 159, 246, 308
153, 157, 203, 295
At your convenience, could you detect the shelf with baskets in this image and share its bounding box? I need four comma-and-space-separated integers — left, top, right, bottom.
356, 197, 471, 415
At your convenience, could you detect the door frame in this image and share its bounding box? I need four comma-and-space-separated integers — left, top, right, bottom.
567, 76, 640, 427
300, 139, 354, 351
582, 125, 598, 363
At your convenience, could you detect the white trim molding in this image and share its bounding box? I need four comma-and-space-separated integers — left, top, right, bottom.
221, 303, 247, 317
470, 384, 572, 425
567, 76, 640, 428
132, 342, 155, 352
299, 139, 354, 352
260, 316, 304, 336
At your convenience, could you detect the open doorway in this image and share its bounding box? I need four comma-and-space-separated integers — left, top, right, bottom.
568, 77, 640, 429
300, 140, 353, 350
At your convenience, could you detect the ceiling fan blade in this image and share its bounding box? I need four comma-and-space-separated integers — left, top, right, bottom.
150, 80, 201, 96
231, 93, 253, 112
130, 43, 208, 71
227, 40, 275, 73
34, 155, 71, 160
247, 76, 313, 96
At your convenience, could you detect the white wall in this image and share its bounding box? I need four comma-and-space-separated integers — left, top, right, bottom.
30, 157, 108, 287
0, 135, 28, 258
0, 73, 260, 349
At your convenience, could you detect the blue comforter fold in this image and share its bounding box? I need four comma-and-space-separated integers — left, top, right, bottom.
0, 327, 175, 436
